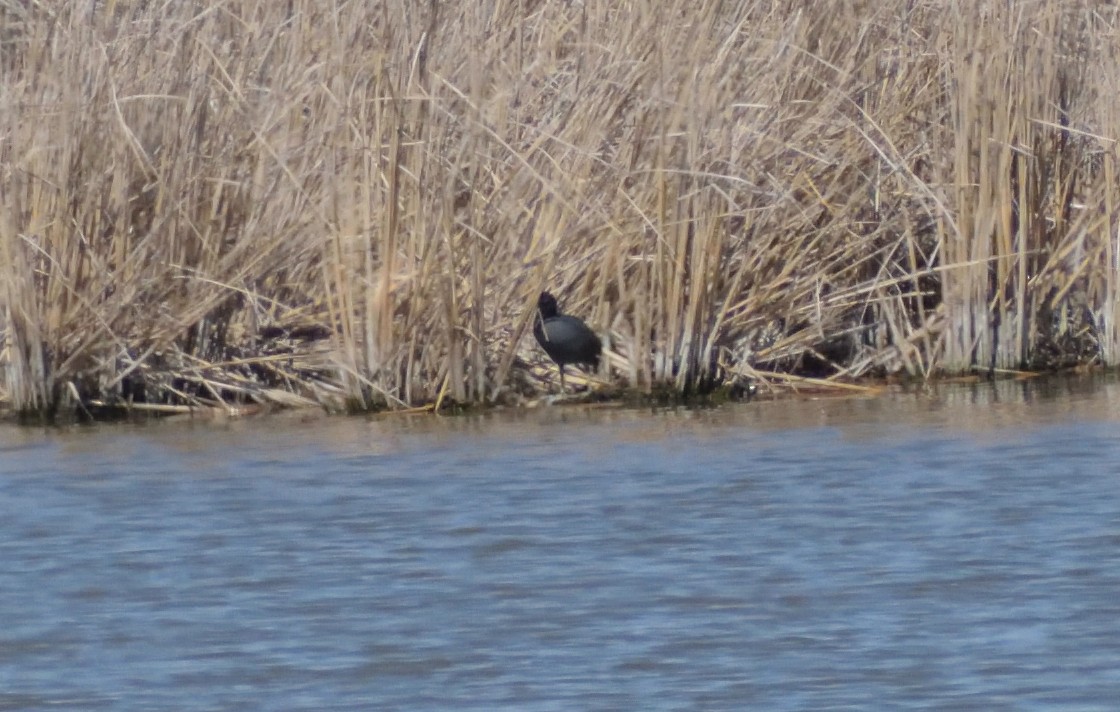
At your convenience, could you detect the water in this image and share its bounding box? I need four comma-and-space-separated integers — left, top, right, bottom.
2, 377, 1120, 710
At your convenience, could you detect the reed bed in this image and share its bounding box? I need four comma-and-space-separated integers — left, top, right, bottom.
1, 0, 1118, 417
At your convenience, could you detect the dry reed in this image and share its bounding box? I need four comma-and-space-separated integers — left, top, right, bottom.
1, 0, 1119, 417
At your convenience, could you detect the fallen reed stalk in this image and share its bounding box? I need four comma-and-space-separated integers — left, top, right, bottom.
1, 0, 1118, 418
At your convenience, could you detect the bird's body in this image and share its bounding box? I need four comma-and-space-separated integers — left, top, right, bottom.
533, 291, 601, 393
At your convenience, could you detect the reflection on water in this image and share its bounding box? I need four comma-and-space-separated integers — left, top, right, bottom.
2, 375, 1120, 710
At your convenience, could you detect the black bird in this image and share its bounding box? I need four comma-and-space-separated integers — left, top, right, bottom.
533, 291, 602, 394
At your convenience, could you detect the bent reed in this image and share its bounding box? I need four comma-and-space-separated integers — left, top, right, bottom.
1, 0, 1118, 418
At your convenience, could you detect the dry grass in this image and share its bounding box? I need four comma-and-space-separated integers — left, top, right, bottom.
1, 0, 1119, 417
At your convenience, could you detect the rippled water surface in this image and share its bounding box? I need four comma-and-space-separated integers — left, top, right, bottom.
3, 377, 1120, 710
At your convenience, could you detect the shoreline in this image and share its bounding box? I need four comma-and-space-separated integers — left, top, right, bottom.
2, 365, 1099, 426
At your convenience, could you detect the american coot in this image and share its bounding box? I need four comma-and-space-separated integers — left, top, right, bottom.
533, 291, 602, 394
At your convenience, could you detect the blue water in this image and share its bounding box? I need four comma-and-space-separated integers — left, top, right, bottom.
2, 380, 1119, 710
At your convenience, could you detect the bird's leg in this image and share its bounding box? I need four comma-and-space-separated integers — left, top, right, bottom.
559, 365, 567, 395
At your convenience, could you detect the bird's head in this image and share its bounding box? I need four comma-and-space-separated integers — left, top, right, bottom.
537, 291, 560, 319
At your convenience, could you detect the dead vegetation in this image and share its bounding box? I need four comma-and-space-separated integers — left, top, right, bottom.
1, 0, 1118, 418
